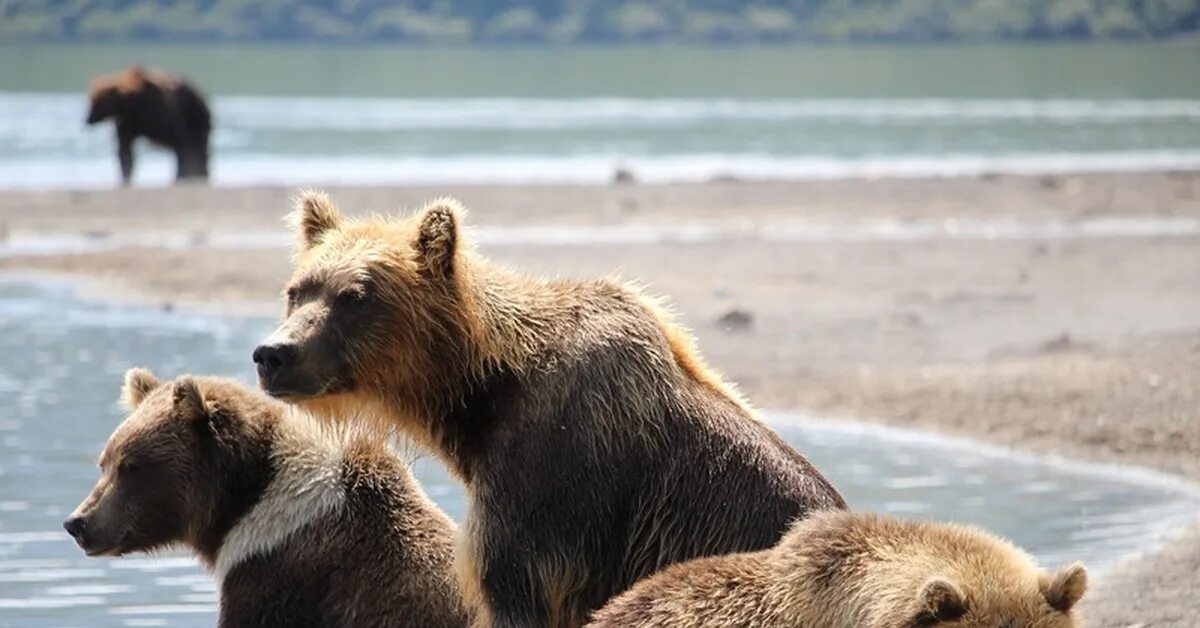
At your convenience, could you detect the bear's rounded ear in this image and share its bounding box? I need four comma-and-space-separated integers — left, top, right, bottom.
289, 190, 343, 251
1042, 562, 1087, 613
121, 367, 162, 409
414, 197, 464, 278
171, 377, 207, 420
914, 577, 967, 625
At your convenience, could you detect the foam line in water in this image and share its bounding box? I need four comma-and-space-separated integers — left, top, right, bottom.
107, 604, 214, 615
0, 596, 105, 609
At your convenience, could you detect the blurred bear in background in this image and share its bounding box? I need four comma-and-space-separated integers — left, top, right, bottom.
86, 66, 211, 185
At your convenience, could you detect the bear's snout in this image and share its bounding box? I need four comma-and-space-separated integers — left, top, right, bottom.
253, 342, 297, 378
63, 515, 86, 541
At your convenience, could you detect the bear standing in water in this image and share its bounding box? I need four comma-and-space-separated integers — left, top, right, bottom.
65, 369, 468, 628
86, 66, 211, 185
254, 192, 846, 627
589, 510, 1088, 628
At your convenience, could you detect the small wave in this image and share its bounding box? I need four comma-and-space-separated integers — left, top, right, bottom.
7, 93, 1200, 132
217, 97, 1200, 131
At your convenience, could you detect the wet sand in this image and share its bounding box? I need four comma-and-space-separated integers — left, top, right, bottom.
3, 171, 1199, 626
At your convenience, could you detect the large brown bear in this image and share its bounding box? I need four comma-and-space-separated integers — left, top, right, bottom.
86, 66, 211, 185
64, 369, 468, 628
253, 192, 846, 627
588, 510, 1088, 628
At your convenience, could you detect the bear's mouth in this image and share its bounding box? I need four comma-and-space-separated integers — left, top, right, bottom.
76, 538, 124, 557
83, 545, 122, 557
259, 374, 351, 401
259, 382, 316, 400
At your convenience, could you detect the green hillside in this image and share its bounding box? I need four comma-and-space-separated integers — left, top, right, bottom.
2, 0, 1198, 43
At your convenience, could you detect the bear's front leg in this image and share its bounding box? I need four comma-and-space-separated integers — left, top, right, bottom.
115, 125, 135, 186
468, 531, 595, 628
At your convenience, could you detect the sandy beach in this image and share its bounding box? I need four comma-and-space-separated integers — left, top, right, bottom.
3, 171, 1199, 626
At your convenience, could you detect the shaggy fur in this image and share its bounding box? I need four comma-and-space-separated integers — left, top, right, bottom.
588, 510, 1088, 628
86, 66, 211, 184
255, 192, 846, 627
65, 369, 467, 628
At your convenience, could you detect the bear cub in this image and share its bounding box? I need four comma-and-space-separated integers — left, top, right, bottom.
589, 510, 1087, 628
65, 369, 468, 628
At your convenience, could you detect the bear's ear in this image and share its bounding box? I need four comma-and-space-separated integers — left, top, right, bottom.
1042, 562, 1087, 613
121, 367, 162, 409
171, 377, 207, 420
289, 190, 343, 251
914, 577, 967, 625
414, 197, 464, 277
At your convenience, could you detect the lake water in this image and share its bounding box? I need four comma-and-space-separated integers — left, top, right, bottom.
1, 278, 1199, 626
1, 44, 1198, 188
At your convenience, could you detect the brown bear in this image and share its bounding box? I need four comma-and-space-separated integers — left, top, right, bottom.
86, 66, 211, 185
588, 510, 1088, 628
64, 368, 468, 628
252, 192, 846, 627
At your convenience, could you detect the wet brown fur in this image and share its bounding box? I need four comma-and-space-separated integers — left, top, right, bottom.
262, 192, 845, 628
67, 369, 468, 628
588, 510, 1088, 628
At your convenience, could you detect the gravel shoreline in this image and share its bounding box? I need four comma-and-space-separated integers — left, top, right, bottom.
3, 172, 1198, 626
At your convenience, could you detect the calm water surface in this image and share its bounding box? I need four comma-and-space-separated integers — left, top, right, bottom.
1, 44, 1198, 187
2, 279, 1199, 626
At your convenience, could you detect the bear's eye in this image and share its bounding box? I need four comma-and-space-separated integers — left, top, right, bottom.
285, 287, 299, 305
118, 458, 144, 476
336, 287, 365, 304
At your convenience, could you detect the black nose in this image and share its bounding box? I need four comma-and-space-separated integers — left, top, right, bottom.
253, 343, 296, 377
63, 516, 86, 540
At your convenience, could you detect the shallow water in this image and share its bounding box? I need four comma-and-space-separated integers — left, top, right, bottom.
2, 44, 1199, 188
1, 279, 1199, 626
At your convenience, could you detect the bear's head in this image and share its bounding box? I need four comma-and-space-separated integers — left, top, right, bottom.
901, 561, 1086, 628
86, 67, 145, 125
64, 369, 272, 560
254, 191, 482, 423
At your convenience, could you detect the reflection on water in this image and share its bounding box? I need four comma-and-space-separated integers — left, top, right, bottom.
1, 279, 1198, 626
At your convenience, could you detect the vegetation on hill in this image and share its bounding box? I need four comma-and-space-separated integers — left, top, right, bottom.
2, 0, 1198, 44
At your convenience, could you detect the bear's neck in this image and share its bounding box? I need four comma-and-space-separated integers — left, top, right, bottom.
187, 420, 276, 569
192, 413, 346, 576
399, 266, 568, 481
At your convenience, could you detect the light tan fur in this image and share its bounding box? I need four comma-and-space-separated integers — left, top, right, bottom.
88, 65, 180, 98
282, 193, 752, 457
635, 290, 754, 415
588, 510, 1088, 628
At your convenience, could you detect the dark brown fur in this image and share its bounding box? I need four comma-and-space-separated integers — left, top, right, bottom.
86, 66, 211, 185
255, 193, 846, 627
65, 369, 468, 628
588, 510, 1088, 628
